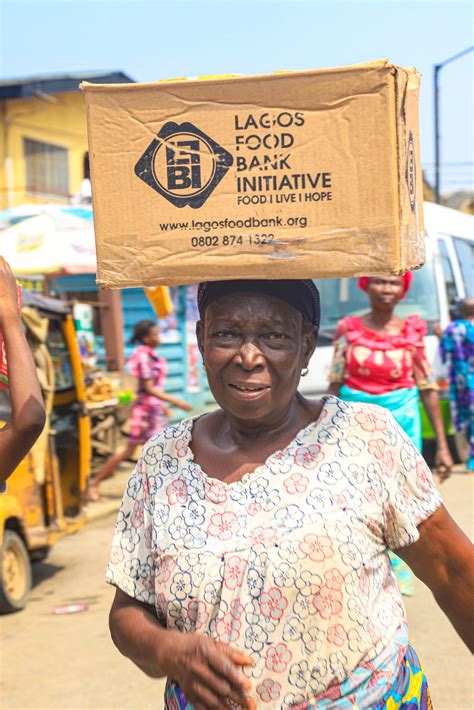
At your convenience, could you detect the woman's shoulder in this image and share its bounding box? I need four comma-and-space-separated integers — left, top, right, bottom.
127, 344, 150, 365
334, 315, 362, 339
320, 396, 411, 456
130, 344, 150, 355
337, 315, 361, 330
402, 314, 428, 342
321, 394, 391, 426
139, 418, 195, 469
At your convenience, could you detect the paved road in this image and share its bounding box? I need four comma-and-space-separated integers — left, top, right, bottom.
1, 468, 472, 710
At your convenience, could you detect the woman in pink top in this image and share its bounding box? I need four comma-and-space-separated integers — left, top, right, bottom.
88, 320, 191, 501
328, 275, 452, 468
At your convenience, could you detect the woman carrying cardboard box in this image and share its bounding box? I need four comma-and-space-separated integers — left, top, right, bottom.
105, 279, 472, 709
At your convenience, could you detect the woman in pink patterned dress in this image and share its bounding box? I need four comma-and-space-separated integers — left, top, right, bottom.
88, 320, 191, 500
327, 274, 452, 472
105, 282, 473, 709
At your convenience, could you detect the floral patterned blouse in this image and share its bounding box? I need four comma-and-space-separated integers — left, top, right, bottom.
328, 315, 437, 395
106, 396, 441, 709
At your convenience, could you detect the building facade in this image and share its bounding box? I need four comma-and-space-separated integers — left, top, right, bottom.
0, 72, 211, 411
0, 72, 132, 210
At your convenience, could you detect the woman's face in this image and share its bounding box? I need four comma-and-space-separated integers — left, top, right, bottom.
197, 293, 317, 424
366, 277, 404, 311
143, 326, 160, 348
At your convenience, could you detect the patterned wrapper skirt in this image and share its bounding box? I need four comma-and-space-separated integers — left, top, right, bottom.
375, 645, 432, 710
164, 645, 432, 709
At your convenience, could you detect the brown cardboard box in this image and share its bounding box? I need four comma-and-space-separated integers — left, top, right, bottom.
82, 60, 424, 288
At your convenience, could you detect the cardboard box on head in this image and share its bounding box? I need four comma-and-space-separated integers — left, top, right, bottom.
82, 59, 425, 288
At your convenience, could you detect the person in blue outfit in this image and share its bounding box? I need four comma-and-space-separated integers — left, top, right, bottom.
440, 297, 474, 471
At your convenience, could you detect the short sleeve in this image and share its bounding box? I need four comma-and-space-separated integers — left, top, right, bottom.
379, 411, 442, 550
137, 350, 154, 381
106, 445, 157, 605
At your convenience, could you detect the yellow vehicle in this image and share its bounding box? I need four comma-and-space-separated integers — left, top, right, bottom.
0, 293, 91, 613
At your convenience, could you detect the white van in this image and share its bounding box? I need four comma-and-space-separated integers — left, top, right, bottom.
300, 202, 474, 455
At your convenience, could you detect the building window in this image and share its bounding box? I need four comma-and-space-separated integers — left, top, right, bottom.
23, 137, 70, 198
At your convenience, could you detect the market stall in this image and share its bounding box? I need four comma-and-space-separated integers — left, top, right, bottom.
0, 205, 133, 467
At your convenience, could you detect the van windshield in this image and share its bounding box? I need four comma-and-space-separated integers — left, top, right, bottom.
316, 259, 440, 345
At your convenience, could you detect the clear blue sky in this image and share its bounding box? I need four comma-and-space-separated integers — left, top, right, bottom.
1, 0, 473, 193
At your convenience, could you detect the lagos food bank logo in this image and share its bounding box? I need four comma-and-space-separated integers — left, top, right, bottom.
135, 121, 233, 208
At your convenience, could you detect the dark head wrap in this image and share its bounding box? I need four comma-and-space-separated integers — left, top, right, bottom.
197, 279, 320, 328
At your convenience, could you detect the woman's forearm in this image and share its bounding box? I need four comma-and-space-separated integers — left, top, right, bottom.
398, 506, 474, 652
110, 589, 255, 708
433, 582, 474, 652
431, 541, 474, 652
109, 590, 180, 678
0, 313, 45, 482
419, 389, 449, 448
150, 388, 191, 411
4, 313, 45, 433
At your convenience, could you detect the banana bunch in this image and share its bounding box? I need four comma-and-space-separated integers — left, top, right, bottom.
85, 375, 114, 402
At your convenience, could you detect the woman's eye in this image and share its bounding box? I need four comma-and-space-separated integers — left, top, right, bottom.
214, 331, 237, 339
264, 332, 287, 340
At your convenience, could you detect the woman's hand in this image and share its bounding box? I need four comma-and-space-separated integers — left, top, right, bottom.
435, 445, 454, 481
110, 590, 256, 707
170, 633, 255, 709
0, 257, 20, 323
162, 404, 173, 420
419, 389, 454, 482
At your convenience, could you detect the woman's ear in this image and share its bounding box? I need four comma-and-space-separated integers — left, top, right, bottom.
196, 320, 205, 357
302, 324, 318, 366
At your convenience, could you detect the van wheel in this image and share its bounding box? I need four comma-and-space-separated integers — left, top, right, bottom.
0, 530, 32, 613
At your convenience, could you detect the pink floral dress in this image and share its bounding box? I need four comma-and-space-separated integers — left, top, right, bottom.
126, 344, 168, 445
106, 396, 441, 708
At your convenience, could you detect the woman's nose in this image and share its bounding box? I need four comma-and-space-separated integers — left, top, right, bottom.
237, 340, 265, 369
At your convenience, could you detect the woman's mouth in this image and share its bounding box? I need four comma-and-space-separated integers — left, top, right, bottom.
228, 383, 271, 399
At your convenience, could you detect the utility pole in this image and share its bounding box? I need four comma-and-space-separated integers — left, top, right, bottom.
433, 46, 474, 204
